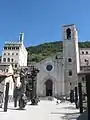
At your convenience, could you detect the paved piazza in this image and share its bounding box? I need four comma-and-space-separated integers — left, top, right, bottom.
0, 100, 80, 120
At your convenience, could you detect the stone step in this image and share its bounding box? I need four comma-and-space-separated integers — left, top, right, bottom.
39, 96, 54, 101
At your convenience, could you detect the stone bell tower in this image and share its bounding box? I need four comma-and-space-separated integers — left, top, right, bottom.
63, 24, 80, 95
19, 32, 24, 43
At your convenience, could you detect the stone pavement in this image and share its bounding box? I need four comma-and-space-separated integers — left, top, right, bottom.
0, 100, 80, 120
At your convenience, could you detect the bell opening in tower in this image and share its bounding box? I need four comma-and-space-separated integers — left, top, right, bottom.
19, 32, 24, 42
66, 28, 71, 40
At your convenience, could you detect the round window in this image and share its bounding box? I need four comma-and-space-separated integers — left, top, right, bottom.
46, 65, 53, 71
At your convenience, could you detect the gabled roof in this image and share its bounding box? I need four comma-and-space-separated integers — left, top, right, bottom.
35, 52, 63, 66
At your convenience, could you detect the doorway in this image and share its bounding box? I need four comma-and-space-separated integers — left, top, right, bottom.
45, 80, 53, 96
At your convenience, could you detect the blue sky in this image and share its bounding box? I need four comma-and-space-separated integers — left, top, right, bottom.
0, 0, 90, 53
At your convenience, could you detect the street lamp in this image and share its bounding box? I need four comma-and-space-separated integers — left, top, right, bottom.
69, 83, 74, 103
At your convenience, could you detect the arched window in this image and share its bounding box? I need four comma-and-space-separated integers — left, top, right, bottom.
4, 47, 7, 50
86, 51, 88, 54
12, 47, 15, 50
16, 47, 19, 50
85, 59, 87, 62
69, 70, 72, 76
15, 64, 17, 68
3, 58, 6, 62
82, 51, 84, 54
11, 58, 13, 62
66, 28, 71, 40
7, 58, 10, 62
68, 58, 72, 62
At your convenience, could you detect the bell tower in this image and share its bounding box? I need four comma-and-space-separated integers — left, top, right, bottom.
63, 24, 80, 95
19, 32, 24, 43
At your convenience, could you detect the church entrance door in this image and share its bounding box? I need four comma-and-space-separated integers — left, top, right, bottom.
45, 80, 53, 96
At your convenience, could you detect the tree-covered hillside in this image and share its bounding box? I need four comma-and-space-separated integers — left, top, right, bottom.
26, 41, 90, 63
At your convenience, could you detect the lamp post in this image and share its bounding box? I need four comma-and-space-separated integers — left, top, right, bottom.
69, 82, 74, 103
13, 86, 18, 107
4, 82, 9, 112
78, 82, 83, 113
75, 86, 78, 108
85, 60, 89, 116
86, 75, 89, 117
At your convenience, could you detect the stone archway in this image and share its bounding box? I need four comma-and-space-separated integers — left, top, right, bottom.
45, 79, 53, 96
39, 76, 57, 97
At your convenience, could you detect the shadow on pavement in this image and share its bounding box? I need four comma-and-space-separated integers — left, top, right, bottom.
56, 106, 77, 110
51, 111, 80, 120
77, 110, 88, 120
60, 110, 88, 120
0, 107, 26, 112
51, 112, 79, 115
61, 112, 80, 120
8, 108, 26, 111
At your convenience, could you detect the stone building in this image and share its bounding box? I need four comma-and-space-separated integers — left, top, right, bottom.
0, 63, 14, 102
35, 24, 88, 97
0, 32, 27, 102
1, 32, 27, 69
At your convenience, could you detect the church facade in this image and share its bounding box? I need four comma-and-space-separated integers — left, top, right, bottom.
35, 24, 89, 97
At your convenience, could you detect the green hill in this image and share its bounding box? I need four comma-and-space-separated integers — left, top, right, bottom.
26, 41, 90, 63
